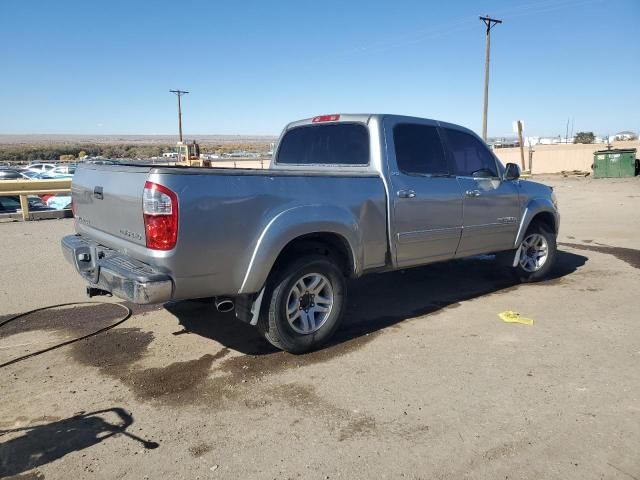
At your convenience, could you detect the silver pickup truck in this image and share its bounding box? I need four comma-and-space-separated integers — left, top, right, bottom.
62, 114, 559, 352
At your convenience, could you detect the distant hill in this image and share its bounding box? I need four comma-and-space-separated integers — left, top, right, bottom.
0, 134, 277, 146
0, 134, 278, 162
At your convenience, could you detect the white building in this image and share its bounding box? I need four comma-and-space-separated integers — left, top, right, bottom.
608, 131, 637, 142
539, 137, 560, 145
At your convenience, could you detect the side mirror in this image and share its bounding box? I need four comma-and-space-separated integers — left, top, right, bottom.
503, 163, 521, 181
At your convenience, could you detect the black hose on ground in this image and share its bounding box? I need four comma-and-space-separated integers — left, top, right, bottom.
0, 301, 132, 369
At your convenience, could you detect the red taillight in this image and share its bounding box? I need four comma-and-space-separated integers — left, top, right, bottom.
143, 181, 178, 250
312, 114, 340, 123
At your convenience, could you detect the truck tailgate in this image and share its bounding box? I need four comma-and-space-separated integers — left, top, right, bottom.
72, 164, 152, 247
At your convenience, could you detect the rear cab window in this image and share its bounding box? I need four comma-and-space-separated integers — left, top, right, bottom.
276, 123, 369, 165
442, 128, 500, 178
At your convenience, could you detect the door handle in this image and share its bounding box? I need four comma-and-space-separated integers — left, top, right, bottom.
465, 189, 481, 197
397, 189, 416, 199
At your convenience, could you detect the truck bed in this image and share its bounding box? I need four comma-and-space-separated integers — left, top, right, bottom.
72, 164, 388, 299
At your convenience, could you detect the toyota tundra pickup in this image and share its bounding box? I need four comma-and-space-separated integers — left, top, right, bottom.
62, 114, 559, 352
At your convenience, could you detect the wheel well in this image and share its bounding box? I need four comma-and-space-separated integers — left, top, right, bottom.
529, 211, 556, 233
272, 233, 354, 277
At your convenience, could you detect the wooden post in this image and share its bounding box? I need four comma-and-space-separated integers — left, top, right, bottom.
19, 194, 30, 221
517, 120, 526, 170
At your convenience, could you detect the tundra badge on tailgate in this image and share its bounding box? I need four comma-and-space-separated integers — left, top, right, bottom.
119, 229, 143, 241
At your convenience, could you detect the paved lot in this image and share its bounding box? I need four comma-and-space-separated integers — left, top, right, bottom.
1, 175, 639, 479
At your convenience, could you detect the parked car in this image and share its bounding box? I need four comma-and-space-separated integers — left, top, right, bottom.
26, 163, 57, 173
46, 194, 72, 210
62, 114, 560, 353
0, 169, 26, 180
0, 195, 55, 213
19, 169, 42, 179
40, 165, 77, 179
83, 159, 119, 165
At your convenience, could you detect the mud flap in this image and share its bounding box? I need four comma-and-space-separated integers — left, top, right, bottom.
235, 288, 265, 326
512, 245, 523, 268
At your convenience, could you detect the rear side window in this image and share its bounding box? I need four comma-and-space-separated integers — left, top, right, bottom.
443, 128, 498, 177
393, 124, 448, 175
277, 123, 369, 165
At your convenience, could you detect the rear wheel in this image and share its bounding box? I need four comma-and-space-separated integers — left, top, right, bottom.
513, 223, 557, 282
258, 255, 346, 353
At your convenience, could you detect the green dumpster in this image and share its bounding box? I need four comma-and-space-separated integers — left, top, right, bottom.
592, 148, 637, 178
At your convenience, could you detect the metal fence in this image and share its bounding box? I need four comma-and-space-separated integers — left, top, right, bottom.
0, 178, 72, 221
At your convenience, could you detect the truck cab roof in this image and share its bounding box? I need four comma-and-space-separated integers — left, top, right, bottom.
271, 113, 479, 173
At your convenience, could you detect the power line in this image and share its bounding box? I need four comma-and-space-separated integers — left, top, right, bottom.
480, 15, 502, 141
169, 90, 189, 142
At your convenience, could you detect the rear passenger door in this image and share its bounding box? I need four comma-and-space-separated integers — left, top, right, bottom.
385, 119, 464, 268
441, 127, 520, 256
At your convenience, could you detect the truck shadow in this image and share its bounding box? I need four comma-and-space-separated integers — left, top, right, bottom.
0, 408, 158, 478
168, 250, 587, 355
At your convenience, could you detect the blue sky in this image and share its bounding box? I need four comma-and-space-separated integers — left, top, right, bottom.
1, 0, 638, 137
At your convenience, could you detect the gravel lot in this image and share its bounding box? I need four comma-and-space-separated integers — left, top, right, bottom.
1, 175, 639, 479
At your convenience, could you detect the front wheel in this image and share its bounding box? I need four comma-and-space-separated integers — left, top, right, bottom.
258, 255, 347, 353
513, 223, 557, 282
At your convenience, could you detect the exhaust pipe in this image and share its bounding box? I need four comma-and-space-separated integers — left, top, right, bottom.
215, 297, 234, 313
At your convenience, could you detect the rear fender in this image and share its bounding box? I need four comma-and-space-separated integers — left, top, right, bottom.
238, 205, 361, 294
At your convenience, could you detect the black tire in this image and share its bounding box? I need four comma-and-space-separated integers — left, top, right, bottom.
513, 222, 557, 282
257, 255, 347, 354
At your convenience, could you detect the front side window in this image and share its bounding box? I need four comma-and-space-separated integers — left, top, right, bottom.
277, 123, 369, 165
393, 124, 448, 176
443, 128, 498, 177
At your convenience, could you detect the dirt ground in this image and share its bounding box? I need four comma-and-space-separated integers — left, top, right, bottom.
1, 175, 639, 480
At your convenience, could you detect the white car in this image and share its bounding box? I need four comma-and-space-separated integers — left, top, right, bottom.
46, 194, 72, 210
26, 163, 57, 173
40, 165, 76, 179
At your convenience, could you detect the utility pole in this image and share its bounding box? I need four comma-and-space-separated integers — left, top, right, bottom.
169, 90, 189, 142
480, 15, 502, 142
570, 117, 575, 142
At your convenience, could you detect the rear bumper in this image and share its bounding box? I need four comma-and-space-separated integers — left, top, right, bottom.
61, 234, 173, 304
